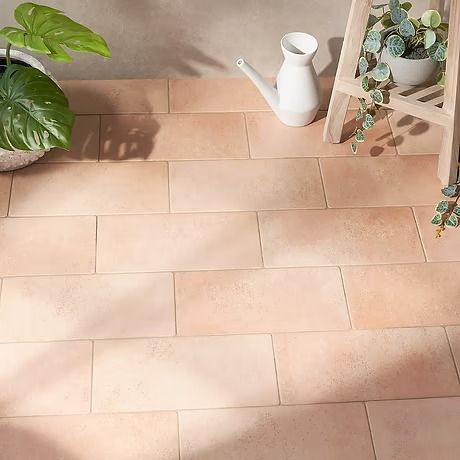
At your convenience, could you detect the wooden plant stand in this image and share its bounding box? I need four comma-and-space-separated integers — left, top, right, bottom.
323, 0, 460, 185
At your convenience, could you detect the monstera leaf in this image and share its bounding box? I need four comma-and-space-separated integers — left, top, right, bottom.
0, 3, 110, 62
0, 65, 74, 151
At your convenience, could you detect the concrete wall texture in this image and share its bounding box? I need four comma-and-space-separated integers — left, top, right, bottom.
0, 0, 433, 80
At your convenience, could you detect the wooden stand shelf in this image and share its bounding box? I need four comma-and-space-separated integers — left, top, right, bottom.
324, 0, 460, 185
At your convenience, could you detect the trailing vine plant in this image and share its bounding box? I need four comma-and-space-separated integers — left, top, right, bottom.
353, 1, 458, 236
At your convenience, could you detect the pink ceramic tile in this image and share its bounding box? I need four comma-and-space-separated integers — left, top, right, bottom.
0, 172, 12, 216
179, 403, 374, 460
0, 273, 175, 342
0, 412, 179, 460
388, 111, 443, 155
9, 162, 169, 216
92, 335, 279, 412
321, 155, 441, 207
258, 208, 424, 267
414, 207, 460, 262
0, 341, 92, 416
170, 159, 326, 212
342, 263, 460, 328
39, 116, 100, 163
97, 212, 262, 273
446, 327, 460, 374
273, 328, 460, 404
246, 111, 396, 158
175, 267, 349, 335
0, 216, 96, 276
100, 113, 249, 161
367, 398, 460, 460
60, 79, 169, 114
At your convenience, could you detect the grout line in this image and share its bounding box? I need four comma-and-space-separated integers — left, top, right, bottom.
2, 394, 460, 420
176, 410, 181, 460
172, 272, 178, 336
97, 115, 102, 161
6, 171, 14, 216
338, 267, 354, 329
317, 158, 329, 208
89, 340, 95, 412
255, 212, 265, 268
94, 216, 99, 273
444, 327, 460, 385
167, 162, 172, 213
411, 207, 428, 262
364, 402, 378, 460
242, 112, 251, 158
2, 324, 459, 346
2, 205, 441, 219
270, 334, 282, 405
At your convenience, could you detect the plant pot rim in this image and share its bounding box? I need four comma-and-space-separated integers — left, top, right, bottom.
382, 46, 433, 62
0, 48, 47, 74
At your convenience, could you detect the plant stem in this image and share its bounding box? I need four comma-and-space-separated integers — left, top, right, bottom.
5, 43, 11, 66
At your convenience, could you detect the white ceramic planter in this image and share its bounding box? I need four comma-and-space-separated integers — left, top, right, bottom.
0, 49, 53, 171
381, 46, 438, 86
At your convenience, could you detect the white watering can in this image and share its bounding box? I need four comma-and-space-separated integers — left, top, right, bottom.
237, 32, 321, 127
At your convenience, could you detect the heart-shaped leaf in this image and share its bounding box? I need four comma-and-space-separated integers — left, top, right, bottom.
362, 75, 370, 91
446, 214, 459, 228
453, 207, 460, 217
356, 109, 363, 121
0, 64, 74, 151
355, 129, 365, 143
363, 30, 381, 53
389, 0, 400, 10
441, 184, 458, 198
362, 113, 375, 130
386, 35, 406, 57
351, 142, 358, 154
372, 62, 390, 81
0, 2, 111, 62
421, 9, 442, 28
370, 88, 384, 104
400, 2, 412, 11
436, 200, 449, 214
399, 18, 415, 37
358, 98, 368, 112
424, 29, 437, 49
358, 56, 369, 76
431, 213, 443, 225
391, 7, 408, 24
436, 71, 446, 86
428, 42, 447, 61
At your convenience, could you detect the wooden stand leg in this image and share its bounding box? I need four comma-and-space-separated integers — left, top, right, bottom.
438, 125, 460, 185
323, 92, 350, 143
323, 0, 372, 143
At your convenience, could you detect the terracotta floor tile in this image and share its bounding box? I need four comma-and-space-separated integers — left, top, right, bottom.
92, 335, 278, 412
0, 273, 175, 342
97, 213, 262, 273
169, 76, 346, 113
179, 403, 374, 460
0, 216, 95, 276
367, 398, 460, 460
175, 267, 349, 335
273, 328, 460, 404
170, 159, 325, 212
321, 156, 441, 207
0, 341, 92, 417
446, 327, 460, 373
39, 116, 100, 163
258, 208, 424, 267
0, 412, 179, 460
0, 172, 12, 216
60, 79, 169, 114
342, 263, 460, 329
246, 111, 396, 159
100, 113, 249, 161
414, 206, 460, 262
388, 111, 443, 155
9, 162, 169, 216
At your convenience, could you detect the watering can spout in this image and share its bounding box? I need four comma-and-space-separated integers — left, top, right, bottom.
236, 58, 280, 114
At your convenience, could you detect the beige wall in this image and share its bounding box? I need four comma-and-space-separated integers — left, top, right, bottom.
0, 0, 433, 80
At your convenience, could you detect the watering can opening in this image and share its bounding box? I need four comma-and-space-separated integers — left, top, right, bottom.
281, 32, 318, 62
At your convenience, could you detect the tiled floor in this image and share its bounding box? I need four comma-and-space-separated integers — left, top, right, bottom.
0, 78, 459, 460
